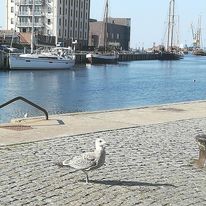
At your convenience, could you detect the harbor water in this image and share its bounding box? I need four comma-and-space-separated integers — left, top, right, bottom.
0, 55, 206, 123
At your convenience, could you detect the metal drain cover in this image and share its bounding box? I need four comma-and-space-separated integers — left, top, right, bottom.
0, 125, 32, 131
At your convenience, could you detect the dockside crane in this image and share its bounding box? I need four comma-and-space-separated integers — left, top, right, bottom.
191, 17, 201, 49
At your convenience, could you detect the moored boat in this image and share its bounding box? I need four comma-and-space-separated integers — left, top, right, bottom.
86, 0, 118, 64
192, 48, 206, 56
158, 0, 183, 61
86, 52, 118, 64
158, 51, 183, 60
9, 53, 75, 70
9, 0, 75, 70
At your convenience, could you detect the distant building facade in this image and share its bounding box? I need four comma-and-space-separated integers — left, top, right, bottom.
88, 17, 131, 51
0, 30, 19, 44
6, 0, 90, 49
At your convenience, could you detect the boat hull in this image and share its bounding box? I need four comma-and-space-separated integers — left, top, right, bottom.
9, 54, 75, 70
86, 53, 118, 64
158, 52, 183, 60
193, 50, 206, 56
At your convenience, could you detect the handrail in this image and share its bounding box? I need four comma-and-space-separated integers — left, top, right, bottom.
0, 96, 48, 120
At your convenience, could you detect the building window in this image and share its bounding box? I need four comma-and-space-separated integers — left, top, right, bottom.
117, 33, 120, 39
59, 29, 61, 36
59, 18, 61, 26
48, 19, 51, 25
11, 7, 14, 13
11, 18, 14, 24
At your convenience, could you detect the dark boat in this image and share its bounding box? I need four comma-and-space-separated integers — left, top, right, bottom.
86, 53, 119, 64
158, 51, 183, 60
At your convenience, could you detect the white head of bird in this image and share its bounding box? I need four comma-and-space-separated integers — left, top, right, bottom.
95, 138, 106, 150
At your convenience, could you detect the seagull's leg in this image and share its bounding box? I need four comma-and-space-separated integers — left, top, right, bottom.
83, 171, 89, 183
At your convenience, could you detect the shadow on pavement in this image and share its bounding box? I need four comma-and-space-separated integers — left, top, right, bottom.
88, 180, 177, 187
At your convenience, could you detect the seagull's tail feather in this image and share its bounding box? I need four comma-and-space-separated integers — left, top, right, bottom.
55, 161, 78, 173
55, 161, 71, 168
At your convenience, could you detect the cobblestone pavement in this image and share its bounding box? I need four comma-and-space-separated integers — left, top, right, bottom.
1, 118, 206, 206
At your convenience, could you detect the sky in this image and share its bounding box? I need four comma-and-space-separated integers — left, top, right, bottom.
0, 0, 206, 48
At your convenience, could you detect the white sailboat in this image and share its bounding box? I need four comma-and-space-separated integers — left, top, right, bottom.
86, 0, 119, 64
9, 0, 75, 70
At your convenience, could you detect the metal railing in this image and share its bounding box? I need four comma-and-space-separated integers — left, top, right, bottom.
0, 96, 48, 120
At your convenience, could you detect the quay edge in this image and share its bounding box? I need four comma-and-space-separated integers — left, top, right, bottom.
76, 53, 159, 63
0, 52, 159, 70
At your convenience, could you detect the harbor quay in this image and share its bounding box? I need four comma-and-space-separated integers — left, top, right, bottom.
0, 101, 206, 205
0, 51, 159, 69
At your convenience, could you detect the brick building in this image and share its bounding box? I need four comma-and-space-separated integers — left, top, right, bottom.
88, 17, 131, 51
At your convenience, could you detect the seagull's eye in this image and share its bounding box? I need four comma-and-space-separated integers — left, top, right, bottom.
99, 140, 102, 143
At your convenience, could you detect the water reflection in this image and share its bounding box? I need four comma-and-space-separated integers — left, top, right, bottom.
1, 55, 206, 123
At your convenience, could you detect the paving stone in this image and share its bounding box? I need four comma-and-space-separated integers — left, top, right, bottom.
1, 118, 206, 205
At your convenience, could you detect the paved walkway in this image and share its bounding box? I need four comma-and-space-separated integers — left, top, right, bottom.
1, 100, 206, 145
1, 101, 206, 205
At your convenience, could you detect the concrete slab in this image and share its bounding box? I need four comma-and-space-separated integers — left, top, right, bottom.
1, 100, 206, 145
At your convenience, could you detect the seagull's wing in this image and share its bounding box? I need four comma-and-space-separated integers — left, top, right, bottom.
64, 152, 97, 170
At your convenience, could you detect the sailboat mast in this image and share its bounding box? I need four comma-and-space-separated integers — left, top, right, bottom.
103, 0, 109, 52
166, 0, 171, 50
167, 0, 175, 51
31, 0, 35, 54
170, 0, 175, 50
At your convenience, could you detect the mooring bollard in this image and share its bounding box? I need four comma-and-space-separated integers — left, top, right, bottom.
194, 134, 206, 168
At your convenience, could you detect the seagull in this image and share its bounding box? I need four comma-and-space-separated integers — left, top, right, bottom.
57, 138, 107, 183
24, 113, 28, 118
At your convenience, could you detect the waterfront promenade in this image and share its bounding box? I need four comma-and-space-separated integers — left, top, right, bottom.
1, 101, 206, 205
